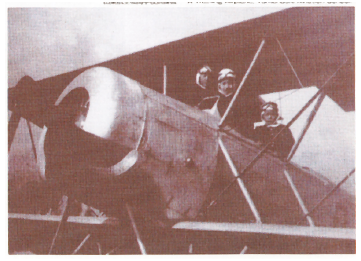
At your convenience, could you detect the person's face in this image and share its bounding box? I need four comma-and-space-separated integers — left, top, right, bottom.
218, 78, 235, 96
199, 73, 209, 88
263, 111, 278, 125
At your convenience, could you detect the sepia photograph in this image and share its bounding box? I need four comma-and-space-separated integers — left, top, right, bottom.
7, 2, 356, 255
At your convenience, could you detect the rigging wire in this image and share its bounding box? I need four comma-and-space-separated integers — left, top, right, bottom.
270, 44, 354, 105
268, 38, 305, 104
276, 38, 304, 89
206, 52, 355, 211
296, 168, 355, 225
271, 88, 305, 103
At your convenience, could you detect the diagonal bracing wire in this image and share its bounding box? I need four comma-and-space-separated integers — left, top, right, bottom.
281, 92, 326, 227
276, 38, 304, 89
296, 169, 355, 225
207, 53, 355, 210
218, 138, 262, 223
270, 38, 305, 104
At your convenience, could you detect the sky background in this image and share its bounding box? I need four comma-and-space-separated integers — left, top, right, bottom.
7, 6, 355, 194
8, 7, 286, 86
261, 88, 355, 194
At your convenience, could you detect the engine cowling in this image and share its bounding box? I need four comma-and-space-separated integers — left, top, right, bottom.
38, 67, 219, 221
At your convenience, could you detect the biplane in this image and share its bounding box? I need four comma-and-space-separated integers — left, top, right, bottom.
8, 7, 355, 254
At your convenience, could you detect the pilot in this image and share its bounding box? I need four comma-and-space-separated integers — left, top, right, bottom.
188, 66, 214, 106
253, 102, 295, 160
197, 68, 235, 115
216, 68, 237, 114
198, 68, 256, 137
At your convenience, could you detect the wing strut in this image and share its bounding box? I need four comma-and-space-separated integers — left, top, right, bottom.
219, 39, 265, 126
218, 138, 262, 223
296, 168, 355, 225
281, 92, 327, 227
72, 234, 91, 255
48, 196, 70, 254
163, 64, 167, 95
126, 203, 147, 255
283, 168, 314, 227
209, 53, 354, 210
286, 92, 326, 162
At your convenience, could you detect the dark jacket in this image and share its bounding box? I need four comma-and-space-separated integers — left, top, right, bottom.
197, 94, 256, 138
186, 84, 211, 107
253, 124, 295, 160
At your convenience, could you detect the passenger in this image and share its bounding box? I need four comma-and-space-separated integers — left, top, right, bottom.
253, 102, 295, 160
188, 66, 214, 106
216, 68, 238, 116
197, 66, 212, 89
198, 68, 256, 137
198, 68, 236, 117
